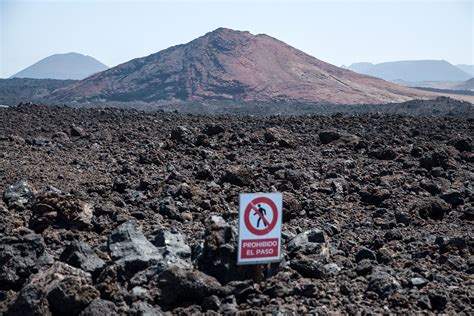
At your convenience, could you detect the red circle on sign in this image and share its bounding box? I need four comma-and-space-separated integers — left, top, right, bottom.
244, 197, 278, 235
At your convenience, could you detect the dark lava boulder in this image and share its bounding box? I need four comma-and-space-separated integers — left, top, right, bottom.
359, 187, 391, 206
78, 299, 119, 316
263, 127, 296, 148
286, 229, 328, 257
460, 207, 474, 221
290, 257, 326, 279
220, 166, 252, 187
0, 204, 24, 235
420, 151, 451, 170
171, 126, 194, 144
319, 131, 341, 144
440, 190, 464, 207
71, 124, 87, 137
369, 147, 397, 160
0, 233, 52, 291
367, 270, 400, 298
108, 221, 163, 274
7, 262, 99, 316
158, 197, 181, 220
3, 179, 36, 210
60, 241, 105, 276
355, 247, 377, 262
129, 302, 163, 315
418, 198, 451, 220
153, 264, 222, 307
203, 124, 225, 136
449, 137, 471, 152
152, 229, 192, 261
197, 216, 253, 284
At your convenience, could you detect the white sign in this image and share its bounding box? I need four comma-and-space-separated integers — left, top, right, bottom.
237, 192, 283, 265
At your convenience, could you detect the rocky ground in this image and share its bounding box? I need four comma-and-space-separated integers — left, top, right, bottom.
0, 104, 472, 315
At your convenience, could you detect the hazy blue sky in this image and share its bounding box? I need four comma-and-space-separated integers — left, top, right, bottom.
1, 0, 472, 78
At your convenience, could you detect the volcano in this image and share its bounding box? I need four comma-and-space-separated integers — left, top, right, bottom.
52, 28, 433, 104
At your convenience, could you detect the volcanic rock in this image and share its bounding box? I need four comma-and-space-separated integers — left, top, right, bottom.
283, 192, 303, 221
71, 124, 86, 137
171, 126, 194, 144
197, 216, 252, 284
359, 187, 391, 205
460, 207, 474, 221
410, 277, 429, 288
129, 302, 163, 315
369, 147, 397, 160
3, 179, 35, 209
319, 131, 341, 144
108, 221, 163, 273
60, 241, 105, 276
221, 166, 252, 187
29, 191, 93, 232
153, 264, 222, 306
322, 263, 341, 275
440, 190, 464, 207
1, 104, 472, 314
152, 229, 191, 261
203, 124, 225, 136
0, 204, 24, 234
287, 229, 328, 257
428, 290, 449, 311
418, 198, 450, 220
158, 197, 181, 220
78, 299, 119, 316
420, 179, 442, 195
263, 127, 295, 148
449, 137, 471, 152
7, 262, 99, 315
0, 234, 52, 291
52, 131, 70, 142
355, 247, 377, 262
367, 270, 400, 298
202, 294, 221, 312
290, 258, 326, 279
356, 260, 374, 276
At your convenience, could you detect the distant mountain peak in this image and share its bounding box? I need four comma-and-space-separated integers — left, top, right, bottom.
347, 60, 471, 82
456, 64, 474, 77
11, 53, 108, 80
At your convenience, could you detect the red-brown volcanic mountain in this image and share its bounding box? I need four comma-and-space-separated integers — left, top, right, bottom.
53, 28, 433, 104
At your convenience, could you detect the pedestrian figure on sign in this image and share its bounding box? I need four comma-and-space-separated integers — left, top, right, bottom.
254, 204, 267, 228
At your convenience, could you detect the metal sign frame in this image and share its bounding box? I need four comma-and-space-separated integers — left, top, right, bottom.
237, 192, 283, 265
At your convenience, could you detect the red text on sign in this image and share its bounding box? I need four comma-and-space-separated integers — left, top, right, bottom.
241, 238, 279, 259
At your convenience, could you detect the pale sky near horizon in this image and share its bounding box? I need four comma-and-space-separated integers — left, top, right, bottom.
0, 0, 472, 78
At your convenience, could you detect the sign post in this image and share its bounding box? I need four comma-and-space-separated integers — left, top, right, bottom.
238, 193, 283, 266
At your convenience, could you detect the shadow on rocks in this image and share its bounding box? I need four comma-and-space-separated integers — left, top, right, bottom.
196, 216, 255, 284
7, 262, 99, 316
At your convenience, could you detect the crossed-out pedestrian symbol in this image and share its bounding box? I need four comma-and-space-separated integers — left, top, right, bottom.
244, 197, 278, 235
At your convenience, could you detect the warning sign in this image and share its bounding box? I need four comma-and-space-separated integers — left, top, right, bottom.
238, 193, 283, 264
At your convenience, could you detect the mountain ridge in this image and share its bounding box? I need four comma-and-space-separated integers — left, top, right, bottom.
456, 64, 474, 77
347, 60, 471, 82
